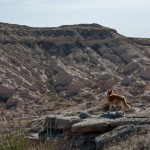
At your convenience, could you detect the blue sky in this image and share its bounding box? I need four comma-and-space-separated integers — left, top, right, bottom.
0, 0, 150, 38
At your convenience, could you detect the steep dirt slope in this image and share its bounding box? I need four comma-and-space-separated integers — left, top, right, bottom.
0, 22, 150, 131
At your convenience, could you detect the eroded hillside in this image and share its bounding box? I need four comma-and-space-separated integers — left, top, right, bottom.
0, 22, 150, 132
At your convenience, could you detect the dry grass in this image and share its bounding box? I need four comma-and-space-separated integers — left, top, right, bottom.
103, 132, 150, 150
0, 131, 73, 150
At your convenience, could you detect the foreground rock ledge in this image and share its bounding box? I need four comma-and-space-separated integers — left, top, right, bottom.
26, 112, 150, 150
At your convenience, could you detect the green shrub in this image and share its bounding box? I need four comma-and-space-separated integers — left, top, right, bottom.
0, 132, 64, 150
0, 132, 28, 150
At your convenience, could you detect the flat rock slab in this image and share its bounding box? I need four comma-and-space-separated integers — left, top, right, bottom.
44, 115, 81, 130
112, 117, 150, 127
26, 115, 81, 133
72, 118, 114, 134
72, 117, 150, 134
95, 124, 150, 149
54, 116, 81, 130
26, 113, 150, 137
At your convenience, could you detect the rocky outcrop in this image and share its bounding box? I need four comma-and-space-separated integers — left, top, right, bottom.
26, 115, 81, 133
0, 22, 150, 136
26, 112, 150, 150
95, 124, 150, 149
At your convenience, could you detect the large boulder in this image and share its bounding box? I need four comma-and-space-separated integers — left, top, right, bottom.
78, 112, 92, 119
26, 112, 150, 150
73, 52, 89, 62
6, 96, 20, 108
139, 67, 150, 80
54, 116, 81, 130
0, 84, 15, 102
64, 84, 81, 97
72, 118, 113, 134
53, 74, 73, 88
122, 62, 140, 75
26, 115, 81, 133
103, 53, 121, 63
71, 117, 150, 134
95, 125, 150, 150
121, 76, 136, 86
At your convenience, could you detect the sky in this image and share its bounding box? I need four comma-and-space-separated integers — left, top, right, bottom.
0, 0, 150, 38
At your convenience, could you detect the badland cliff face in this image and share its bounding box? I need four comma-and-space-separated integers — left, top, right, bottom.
0, 22, 150, 128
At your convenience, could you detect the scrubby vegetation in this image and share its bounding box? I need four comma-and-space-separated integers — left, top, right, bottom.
103, 132, 150, 150
0, 132, 61, 150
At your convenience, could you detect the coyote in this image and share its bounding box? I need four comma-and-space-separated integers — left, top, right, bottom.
107, 89, 131, 112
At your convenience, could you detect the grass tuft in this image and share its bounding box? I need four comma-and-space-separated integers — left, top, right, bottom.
0, 132, 28, 150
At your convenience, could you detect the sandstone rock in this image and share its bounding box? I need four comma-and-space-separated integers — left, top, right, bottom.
122, 62, 140, 74
0, 57, 11, 67
99, 73, 112, 81
26, 116, 47, 133
0, 84, 15, 102
139, 67, 150, 80
72, 135, 96, 150
121, 76, 136, 86
95, 125, 150, 150
20, 64, 32, 76
78, 78, 92, 87
26, 115, 81, 133
4, 70, 37, 91
44, 115, 57, 129
122, 53, 139, 63
102, 78, 119, 90
89, 55, 99, 64
64, 84, 81, 97
111, 117, 150, 126
55, 116, 80, 130
40, 74, 47, 83
78, 112, 92, 119
22, 81, 37, 91
103, 53, 121, 63
73, 52, 89, 62
26, 111, 150, 150
100, 112, 125, 119
97, 47, 111, 56
72, 118, 112, 134
83, 47, 94, 54
53, 74, 73, 88
71, 117, 150, 134
5, 70, 23, 85
6, 97, 20, 108
55, 85, 67, 92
